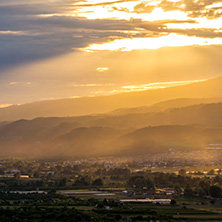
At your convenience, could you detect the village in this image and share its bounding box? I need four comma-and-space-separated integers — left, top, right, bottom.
0, 158, 222, 221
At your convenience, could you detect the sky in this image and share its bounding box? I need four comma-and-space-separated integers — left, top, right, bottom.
1, 0, 222, 106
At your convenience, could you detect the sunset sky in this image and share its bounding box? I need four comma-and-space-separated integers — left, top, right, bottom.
1, 0, 222, 106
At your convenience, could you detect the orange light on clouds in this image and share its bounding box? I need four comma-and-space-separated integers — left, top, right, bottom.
0, 104, 12, 108
74, 1, 189, 21
73, 0, 222, 52
122, 79, 206, 91
93, 79, 207, 95
85, 33, 222, 51
0, 31, 26, 35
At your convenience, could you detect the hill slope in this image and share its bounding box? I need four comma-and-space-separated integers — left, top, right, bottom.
0, 102, 222, 159
88, 103, 222, 129
109, 97, 222, 116
0, 77, 222, 121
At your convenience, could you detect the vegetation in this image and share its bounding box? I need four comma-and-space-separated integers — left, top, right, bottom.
0, 79, 222, 220
0, 159, 221, 220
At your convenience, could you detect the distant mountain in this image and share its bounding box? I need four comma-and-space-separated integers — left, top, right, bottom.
0, 102, 222, 159
0, 123, 220, 159
0, 125, 125, 159
109, 97, 222, 116
0, 118, 82, 141
0, 77, 222, 121
89, 103, 222, 129
110, 125, 222, 157
2, 102, 221, 131
53, 127, 124, 158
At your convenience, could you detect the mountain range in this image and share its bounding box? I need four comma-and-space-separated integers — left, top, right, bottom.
0, 77, 222, 121
0, 77, 222, 159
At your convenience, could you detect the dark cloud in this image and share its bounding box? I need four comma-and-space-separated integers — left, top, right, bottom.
0, 0, 168, 70
0, 0, 222, 71
76, 0, 137, 7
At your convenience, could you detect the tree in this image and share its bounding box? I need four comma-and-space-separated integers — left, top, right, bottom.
92, 178, 103, 186
146, 177, 154, 190
179, 169, 186, 176
73, 177, 90, 186
198, 187, 205, 197
170, 199, 177, 205
59, 178, 67, 187
210, 199, 215, 204
174, 184, 182, 194
115, 214, 122, 221
184, 185, 193, 196
0, 169, 4, 175
128, 176, 147, 188
127, 176, 154, 189
209, 185, 221, 198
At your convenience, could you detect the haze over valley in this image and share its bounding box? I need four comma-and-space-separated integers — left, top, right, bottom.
0, 77, 222, 161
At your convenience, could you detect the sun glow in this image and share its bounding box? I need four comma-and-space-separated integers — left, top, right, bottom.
84, 33, 222, 51
74, 0, 222, 51
97, 67, 109, 72
96, 79, 207, 95
206, 2, 222, 9
74, 1, 189, 21
166, 16, 222, 30
121, 79, 206, 91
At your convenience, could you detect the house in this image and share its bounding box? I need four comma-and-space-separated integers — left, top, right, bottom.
120, 199, 171, 204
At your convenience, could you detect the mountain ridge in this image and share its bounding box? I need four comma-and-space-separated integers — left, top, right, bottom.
0, 77, 222, 121
0, 102, 222, 159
